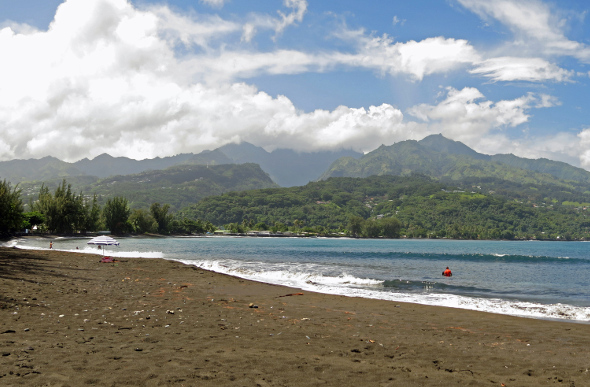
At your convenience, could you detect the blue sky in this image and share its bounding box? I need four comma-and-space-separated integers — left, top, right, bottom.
1, 0, 590, 170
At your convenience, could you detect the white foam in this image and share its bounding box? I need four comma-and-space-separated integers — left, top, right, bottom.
1, 239, 19, 248
111, 250, 164, 259
67, 247, 164, 259
10, 243, 164, 259
179, 258, 590, 322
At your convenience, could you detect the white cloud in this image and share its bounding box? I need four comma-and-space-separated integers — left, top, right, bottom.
392, 16, 405, 26
0, 0, 412, 160
534, 94, 560, 109
152, 0, 306, 49
402, 86, 590, 168
455, 132, 583, 167
456, 0, 590, 84
0, 20, 40, 34
274, 0, 307, 38
577, 130, 590, 168
1, 0, 589, 170
491, 132, 588, 168
407, 87, 543, 142
152, 6, 240, 50
332, 31, 480, 81
471, 57, 574, 82
236, 0, 308, 43
114, 12, 482, 84
458, 0, 590, 60
257, 103, 409, 152
199, 0, 227, 8
241, 23, 256, 43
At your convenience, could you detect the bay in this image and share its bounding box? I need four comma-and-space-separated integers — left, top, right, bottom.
9, 236, 590, 322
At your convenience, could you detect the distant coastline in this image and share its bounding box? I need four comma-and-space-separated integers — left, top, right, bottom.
6, 230, 582, 242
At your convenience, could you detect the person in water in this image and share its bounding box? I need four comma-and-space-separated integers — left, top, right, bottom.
442, 267, 452, 277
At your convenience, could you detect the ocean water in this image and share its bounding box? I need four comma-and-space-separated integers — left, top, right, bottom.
7, 236, 590, 322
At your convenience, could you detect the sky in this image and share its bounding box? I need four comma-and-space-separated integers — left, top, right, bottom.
1, 0, 590, 169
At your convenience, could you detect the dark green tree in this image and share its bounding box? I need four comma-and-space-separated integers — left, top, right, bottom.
103, 197, 131, 235
348, 216, 364, 237
129, 209, 156, 234
380, 217, 401, 238
0, 180, 23, 235
150, 202, 172, 234
227, 222, 245, 233
169, 218, 214, 234
253, 222, 268, 231
32, 184, 52, 232
362, 219, 381, 238
204, 221, 216, 233
32, 180, 86, 233
270, 222, 288, 233
83, 194, 102, 232
181, 218, 204, 234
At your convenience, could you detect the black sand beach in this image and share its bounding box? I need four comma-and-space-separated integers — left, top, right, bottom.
1, 246, 589, 386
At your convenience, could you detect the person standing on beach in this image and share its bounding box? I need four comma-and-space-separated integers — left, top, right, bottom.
442, 267, 452, 277
49, 242, 53, 249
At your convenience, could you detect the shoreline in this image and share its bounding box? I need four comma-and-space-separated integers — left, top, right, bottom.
8, 232, 587, 242
7, 237, 590, 324
1, 247, 589, 386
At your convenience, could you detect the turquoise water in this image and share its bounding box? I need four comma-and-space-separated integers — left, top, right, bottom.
9, 236, 590, 322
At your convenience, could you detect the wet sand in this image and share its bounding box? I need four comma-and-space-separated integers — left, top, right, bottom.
1, 246, 589, 386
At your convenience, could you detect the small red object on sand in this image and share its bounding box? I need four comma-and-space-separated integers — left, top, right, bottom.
100, 256, 115, 263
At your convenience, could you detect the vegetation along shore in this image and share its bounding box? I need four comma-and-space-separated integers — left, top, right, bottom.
2, 172, 590, 241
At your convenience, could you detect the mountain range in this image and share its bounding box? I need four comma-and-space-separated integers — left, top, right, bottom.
0, 143, 361, 187
5, 134, 590, 205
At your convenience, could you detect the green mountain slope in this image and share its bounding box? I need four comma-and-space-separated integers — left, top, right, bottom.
320, 135, 590, 191
90, 163, 278, 211
490, 154, 590, 183
21, 163, 278, 212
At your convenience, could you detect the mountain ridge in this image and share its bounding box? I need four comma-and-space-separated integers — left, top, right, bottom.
0, 144, 362, 187
4, 135, 590, 190
320, 134, 590, 189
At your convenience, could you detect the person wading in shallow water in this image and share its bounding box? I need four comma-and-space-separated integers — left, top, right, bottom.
442, 267, 452, 277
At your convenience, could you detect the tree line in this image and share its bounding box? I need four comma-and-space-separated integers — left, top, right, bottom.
3, 174, 590, 240
0, 179, 215, 236
181, 174, 590, 240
